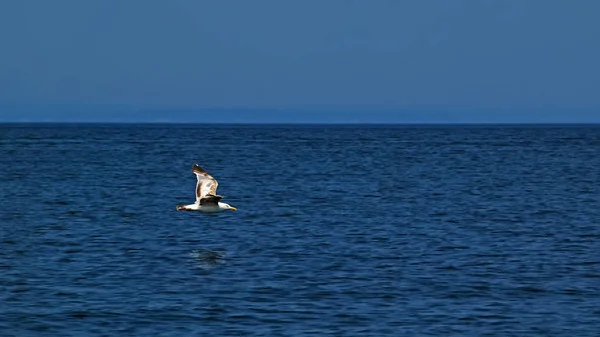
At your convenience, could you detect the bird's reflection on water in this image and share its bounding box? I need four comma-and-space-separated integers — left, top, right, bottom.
189, 248, 226, 270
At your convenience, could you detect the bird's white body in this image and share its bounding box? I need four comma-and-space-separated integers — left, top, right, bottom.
176, 164, 237, 214
179, 202, 235, 213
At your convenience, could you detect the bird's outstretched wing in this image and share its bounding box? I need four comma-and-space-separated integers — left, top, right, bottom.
192, 164, 219, 203
199, 195, 223, 206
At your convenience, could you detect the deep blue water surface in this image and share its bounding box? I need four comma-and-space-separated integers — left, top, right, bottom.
1, 124, 600, 336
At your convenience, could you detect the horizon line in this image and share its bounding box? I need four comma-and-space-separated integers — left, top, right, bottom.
2, 121, 600, 126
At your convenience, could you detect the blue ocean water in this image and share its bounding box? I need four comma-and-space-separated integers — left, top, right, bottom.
1, 124, 599, 336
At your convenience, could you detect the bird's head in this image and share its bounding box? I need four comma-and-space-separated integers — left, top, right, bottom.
226, 204, 237, 211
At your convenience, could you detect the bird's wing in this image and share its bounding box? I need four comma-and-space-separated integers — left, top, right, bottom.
192, 164, 219, 203
199, 195, 223, 206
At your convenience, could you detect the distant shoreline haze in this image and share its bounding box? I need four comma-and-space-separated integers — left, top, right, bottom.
0, 108, 599, 124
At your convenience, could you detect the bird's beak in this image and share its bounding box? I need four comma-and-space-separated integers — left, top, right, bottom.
230, 207, 237, 211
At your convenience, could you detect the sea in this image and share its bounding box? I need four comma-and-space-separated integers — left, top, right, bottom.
1, 124, 599, 336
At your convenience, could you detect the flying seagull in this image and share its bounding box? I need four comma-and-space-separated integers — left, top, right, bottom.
176, 164, 237, 213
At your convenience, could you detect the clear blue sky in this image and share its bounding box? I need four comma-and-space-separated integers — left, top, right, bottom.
1, 0, 599, 123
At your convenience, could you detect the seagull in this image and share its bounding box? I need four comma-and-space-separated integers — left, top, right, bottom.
176, 164, 237, 213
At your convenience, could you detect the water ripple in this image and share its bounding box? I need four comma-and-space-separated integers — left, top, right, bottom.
1, 125, 600, 336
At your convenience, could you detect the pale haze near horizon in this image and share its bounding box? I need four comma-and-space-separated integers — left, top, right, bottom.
1, 0, 599, 123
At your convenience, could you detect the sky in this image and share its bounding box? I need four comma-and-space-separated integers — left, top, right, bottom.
1, 0, 599, 123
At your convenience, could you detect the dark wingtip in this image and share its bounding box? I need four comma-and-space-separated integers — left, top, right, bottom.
192, 163, 205, 173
